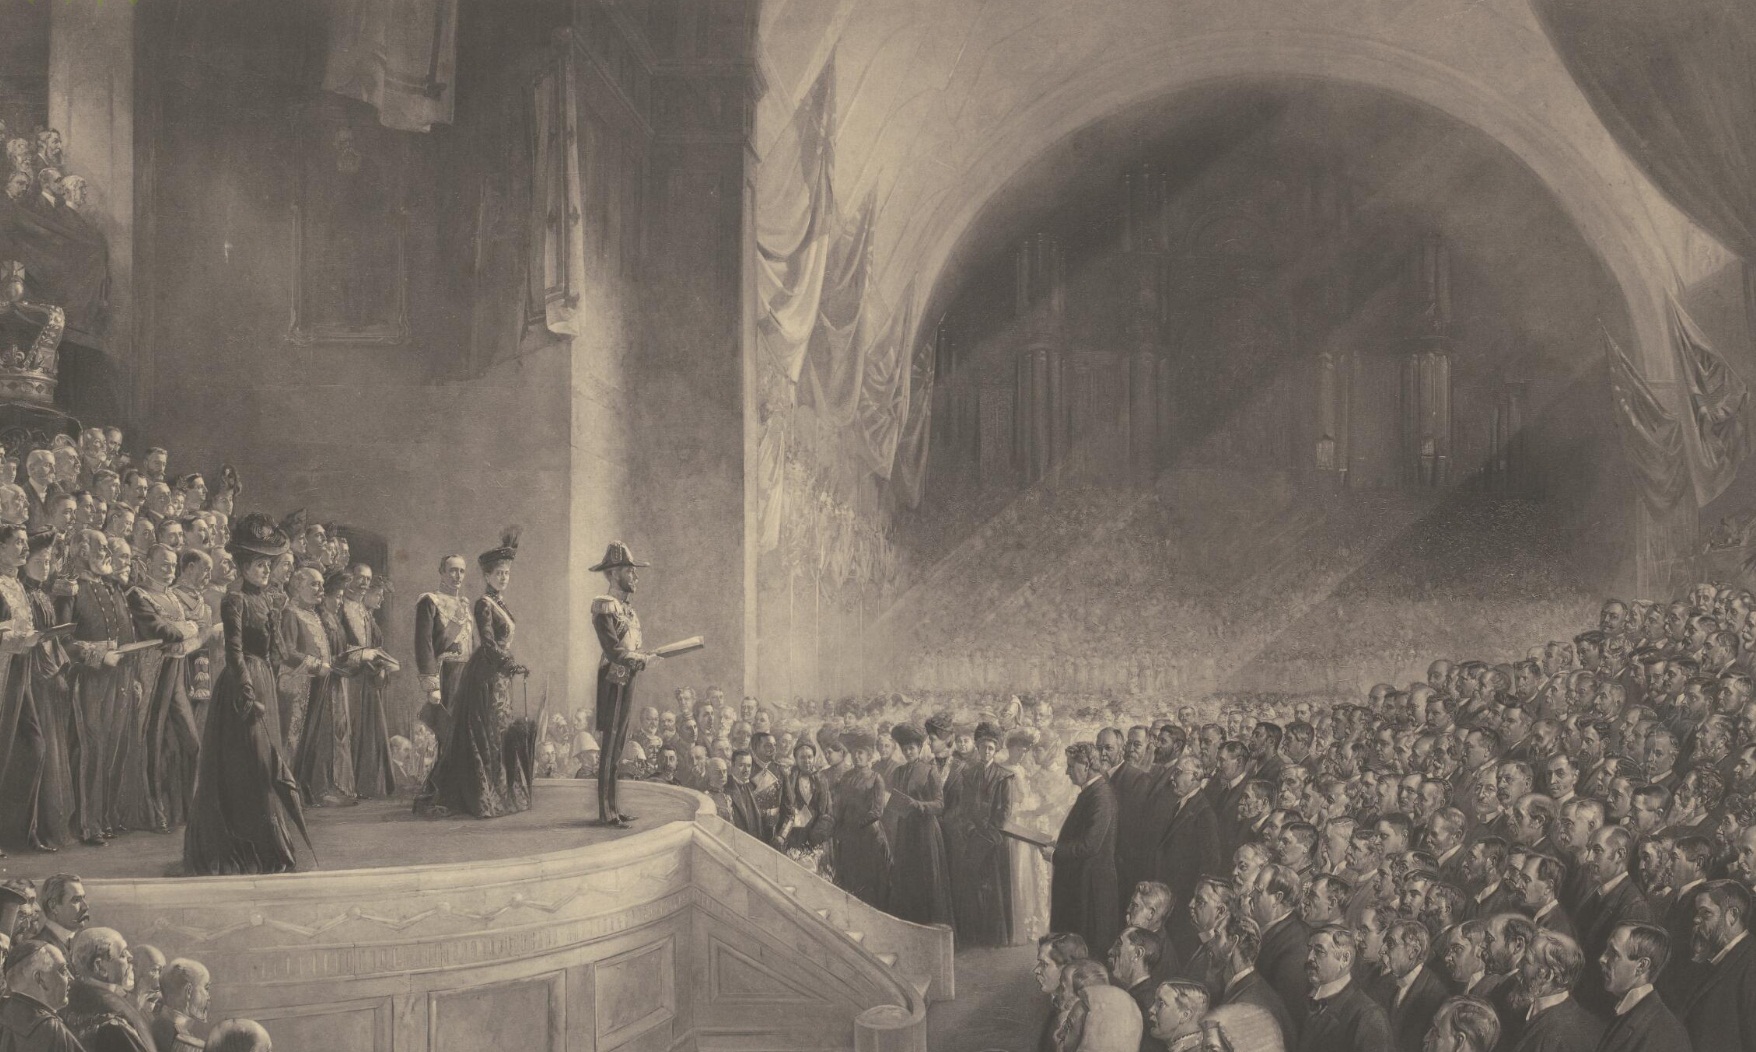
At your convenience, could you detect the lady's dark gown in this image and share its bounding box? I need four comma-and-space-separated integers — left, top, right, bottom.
944, 759, 1015, 946
343, 601, 395, 798
425, 592, 529, 818
831, 766, 891, 909
886, 757, 954, 926
184, 581, 304, 875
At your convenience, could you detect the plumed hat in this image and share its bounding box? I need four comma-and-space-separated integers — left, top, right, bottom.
840, 728, 877, 753
229, 511, 289, 560
478, 525, 521, 571
589, 540, 649, 573
974, 721, 1004, 746
25, 529, 55, 554
924, 711, 955, 740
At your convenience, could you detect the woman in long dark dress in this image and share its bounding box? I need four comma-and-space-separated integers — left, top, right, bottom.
423, 528, 530, 818
944, 721, 1015, 946
885, 723, 953, 926
184, 513, 306, 875
830, 728, 891, 909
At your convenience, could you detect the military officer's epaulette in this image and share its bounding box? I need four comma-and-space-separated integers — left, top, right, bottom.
591, 595, 625, 615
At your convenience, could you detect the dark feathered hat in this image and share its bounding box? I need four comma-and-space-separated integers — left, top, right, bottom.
229, 511, 289, 560
974, 721, 1004, 746
478, 525, 521, 571
890, 723, 925, 748
924, 711, 955, 740
840, 728, 877, 753
26, 529, 55, 554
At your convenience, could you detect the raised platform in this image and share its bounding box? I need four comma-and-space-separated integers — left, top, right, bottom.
0, 781, 698, 881
4, 781, 946, 1052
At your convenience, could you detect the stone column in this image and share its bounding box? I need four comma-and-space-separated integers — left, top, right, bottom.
1014, 233, 1064, 481
1122, 165, 1165, 486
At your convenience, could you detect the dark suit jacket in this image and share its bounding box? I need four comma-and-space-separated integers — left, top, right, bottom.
1575, 877, 1652, 1015
1679, 934, 1756, 1052
1511, 996, 1603, 1052
1154, 789, 1222, 959
63, 980, 154, 1052
1656, 882, 1706, 1008
1223, 969, 1297, 1051
0, 993, 84, 1052
1259, 913, 1314, 1041
1297, 980, 1392, 1052
1051, 776, 1120, 957
728, 781, 765, 840
1595, 990, 1691, 1052
1382, 967, 1450, 1052
1533, 901, 1579, 943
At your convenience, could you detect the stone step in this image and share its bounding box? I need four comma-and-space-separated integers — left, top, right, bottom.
875, 952, 898, 967
902, 972, 931, 999
843, 930, 865, 944
782, 885, 797, 895
816, 908, 831, 919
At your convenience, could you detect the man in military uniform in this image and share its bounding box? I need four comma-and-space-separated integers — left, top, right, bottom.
63, 928, 154, 1052
590, 542, 658, 827
150, 959, 210, 1052
62, 531, 138, 843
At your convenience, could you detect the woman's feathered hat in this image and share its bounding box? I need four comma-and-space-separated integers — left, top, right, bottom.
478, 525, 521, 571
228, 511, 289, 560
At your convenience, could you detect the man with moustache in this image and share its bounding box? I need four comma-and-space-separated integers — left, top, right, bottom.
1154, 755, 1222, 959
1181, 877, 1234, 1001
1211, 914, 1296, 1051
1297, 925, 1391, 1052
1510, 930, 1600, 1052
62, 530, 138, 841
150, 959, 211, 1052
64, 927, 154, 1052
1248, 865, 1311, 1039
1439, 921, 1508, 1004
1575, 826, 1651, 1016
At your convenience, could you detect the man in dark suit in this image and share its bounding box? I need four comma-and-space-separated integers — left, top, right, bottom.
62, 927, 156, 1052
1298, 924, 1394, 1052
1208, 742, 1252, 863
1678, 879, 1756, 1052
1122, 882, 1184, 985
33, 876, 87, 959
1438, 920, 1508, 1004
1181, 876, 1235, 1002
1045, 742, 1120, 958
1597, 923, 1691, 1052
726, 749, 766, 841
1576, 826, 1652, 1017
1154, 756, 1223, 960
151, 958, 212, 1052
1248, 863, 1313, 1041
1515, 854, 1578, 944
1655, 834, 1711, 1009
1107, 926, 1165, 1052
1373, 920, 1448, 1052
1511, 930, 1602, 1052
1109, 730, 1163, 913
1213, 914, 1297, 1051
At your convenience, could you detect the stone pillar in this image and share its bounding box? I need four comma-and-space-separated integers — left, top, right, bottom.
48, 0, 133, 373
1014, 233, 1064, 481
1404, 235, 1453, 487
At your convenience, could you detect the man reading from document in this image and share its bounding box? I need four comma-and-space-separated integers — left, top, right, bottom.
591, 542, 660, 827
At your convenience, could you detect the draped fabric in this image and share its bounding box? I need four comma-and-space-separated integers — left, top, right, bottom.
1606, 329, 1689, 511
323, 0, 458, 133
529, 48, 588, 338
755, 58, 838, 552
1531, 0, 1756, 263
0, 200, 108, 338
804, 195, 877, 427
1673, 296, 1750, 503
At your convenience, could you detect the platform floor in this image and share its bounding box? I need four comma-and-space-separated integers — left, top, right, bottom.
0, 780, 700, 882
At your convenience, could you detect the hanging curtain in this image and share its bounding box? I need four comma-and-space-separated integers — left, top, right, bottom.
756, 56, 839, 551
1606, 328, 1689, 511
1672, 296, 1751, 503
528, 46, 588, 338
323, 0, 458, 132
802, 193, 877, 426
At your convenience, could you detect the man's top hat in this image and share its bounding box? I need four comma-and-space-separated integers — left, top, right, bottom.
590, 541, 649, 573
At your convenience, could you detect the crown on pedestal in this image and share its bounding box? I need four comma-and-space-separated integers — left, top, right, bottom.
0, 261, 65, 404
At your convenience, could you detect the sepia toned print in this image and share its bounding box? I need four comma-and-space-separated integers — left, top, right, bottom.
1, 0, 1754, 1050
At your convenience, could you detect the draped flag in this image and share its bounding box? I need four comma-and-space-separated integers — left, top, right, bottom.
1605, 326, 1689, 511
529, 48, 587, 338
853, 281, 916, 477
892, 323, 938, 507
323, 0, 458, 132
1672, 296, 1750, 504
802, 193, 876, 426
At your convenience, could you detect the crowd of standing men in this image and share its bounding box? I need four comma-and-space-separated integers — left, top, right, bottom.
0, 424, 397, 861
1017, 583, 1756, 1052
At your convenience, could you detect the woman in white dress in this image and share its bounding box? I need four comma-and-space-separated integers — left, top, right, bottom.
1002, 729, 1050, 943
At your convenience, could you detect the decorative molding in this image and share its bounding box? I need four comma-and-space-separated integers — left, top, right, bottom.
706, 935, 833, 1006
428, 970, 566, 1052
596, 936, 676, 1045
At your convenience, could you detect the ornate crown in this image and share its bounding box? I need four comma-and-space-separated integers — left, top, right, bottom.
0, 260, 65, 404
